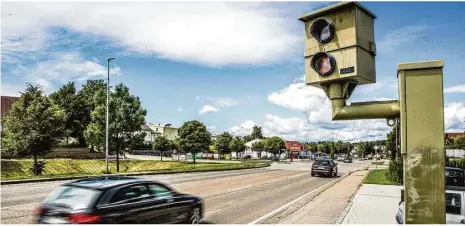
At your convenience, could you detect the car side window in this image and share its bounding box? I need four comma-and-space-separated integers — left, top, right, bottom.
148, 184, 173, 199
446, 193, 462, 215
110, 184, 150, 204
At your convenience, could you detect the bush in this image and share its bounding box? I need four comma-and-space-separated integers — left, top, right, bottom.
388, 159, 403, 185
45, 148, 105, 159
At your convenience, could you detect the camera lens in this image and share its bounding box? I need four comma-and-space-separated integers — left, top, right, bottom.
310, 18, 335, 43
311, 52, 336, 76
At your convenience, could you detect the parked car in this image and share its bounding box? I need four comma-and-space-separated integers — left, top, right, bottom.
311, 159, 338, 178
343, 156, 353, 163
446, 167, 465, 187
337, 155, 345, 161
35, 176, 204, 224
396, 186, 465, 224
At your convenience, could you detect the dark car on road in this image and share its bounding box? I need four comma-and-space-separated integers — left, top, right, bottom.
35, 176, 204, 224
343, 156, 353, 163
446, 167, 465, 187
311, 159, 338, 178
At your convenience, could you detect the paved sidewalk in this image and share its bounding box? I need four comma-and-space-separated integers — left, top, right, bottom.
340, 184, 402, 224
273, 170, 368, 224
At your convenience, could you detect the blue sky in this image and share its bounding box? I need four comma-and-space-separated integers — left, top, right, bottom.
2, 1, 464, 142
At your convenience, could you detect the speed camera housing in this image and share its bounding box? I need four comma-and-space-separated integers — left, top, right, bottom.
299, 2, 377, 89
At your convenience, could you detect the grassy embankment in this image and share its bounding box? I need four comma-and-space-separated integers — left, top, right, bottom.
1, 159, 270, 181
363, 169, 398, 185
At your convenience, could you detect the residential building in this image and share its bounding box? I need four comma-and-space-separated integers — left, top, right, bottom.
148, 123, 179, 140
1, 96, 20, 131
447, 132, 465, 140
140, 124, 160, 144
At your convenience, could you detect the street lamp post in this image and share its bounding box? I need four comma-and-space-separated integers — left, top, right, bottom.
106, 57, 115, 174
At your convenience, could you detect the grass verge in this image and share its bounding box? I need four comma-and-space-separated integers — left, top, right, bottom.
1, 159, 270, 181
364, 169, 397, 185
371, 161, 385, 165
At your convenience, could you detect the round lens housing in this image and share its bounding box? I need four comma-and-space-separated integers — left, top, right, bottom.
310, 18, 335, 43
310, 52, 336, 76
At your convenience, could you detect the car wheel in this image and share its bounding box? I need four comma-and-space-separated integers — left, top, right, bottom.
189, 207, 201, 224
311, 171, 315, 177
333, 170, 337, 178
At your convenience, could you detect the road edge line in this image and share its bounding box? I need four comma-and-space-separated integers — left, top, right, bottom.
247, 170, 359, 225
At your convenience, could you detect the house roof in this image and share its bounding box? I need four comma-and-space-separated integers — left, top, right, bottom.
245, 139, 262, 147
447, 133, 465, 139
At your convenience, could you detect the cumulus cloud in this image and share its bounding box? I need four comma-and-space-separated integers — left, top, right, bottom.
229, 120, 255, 136
8, 52, 121, 93
2, 2, 301, 67
444, 102, 465, 132
199, 105, 220, 115
445, 84, 465, 93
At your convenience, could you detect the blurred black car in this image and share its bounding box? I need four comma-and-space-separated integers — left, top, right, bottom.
343, 156, 353, 163
311, 159, 338, 178
35, 176, 204, 224
446, 167, 465, 187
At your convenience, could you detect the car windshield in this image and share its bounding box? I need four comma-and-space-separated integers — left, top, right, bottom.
44, 186, 102, 210
446, 170, 465, 178
315, 160, 330, 166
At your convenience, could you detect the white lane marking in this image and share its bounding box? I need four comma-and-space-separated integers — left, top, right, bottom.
1, 202, 41, 209
247, 173, 348, 225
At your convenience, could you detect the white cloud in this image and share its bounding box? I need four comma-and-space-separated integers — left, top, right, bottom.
445, 84, 465, 93
229, 120, 255, 136
199, 105, 220, 115
377, 25, 428, 54
207, 125, 217, 132
261, 114, 389, 142
177, 106, 183, 112
2, 2, 301, 67
9, 52, 121, 93
268, 82, 332, 123
1, 83, 25, 97
444, 102, 465, 132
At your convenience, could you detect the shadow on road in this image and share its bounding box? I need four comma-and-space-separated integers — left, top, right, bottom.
201, 220, 215, 224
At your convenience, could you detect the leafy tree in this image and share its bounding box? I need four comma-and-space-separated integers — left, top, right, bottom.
265, 136, 286, 160
215, 132, 233, 155
252, 140, 265, 158
243, 135, 253, 143
178, 120, 211, 164
386, 127, 397, 160
230, 137, 246, 160
456, 136, 465, 149
251, 126, 264, 140
1, 84, 66, 175
85, 83, 147, 172
358, 141, 374, 158
153, 135, 172, 161
77, 80, 107, 147
50, 82, 86, 146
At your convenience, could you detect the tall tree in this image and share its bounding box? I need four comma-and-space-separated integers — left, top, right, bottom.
153, 135, 172, 161
251, 140, 265, 159
243, 135, 253, 143
264, 136, 286, 160
214, 132, 233, 155
49, 82, 85, 145
251, 126, 264, 140
77, 80, 107, 147
230, 137, 246, 160
85, 83, 147, 172
386, 127, 397, 160
178, 120, 211, 164
1, 84, 66, 174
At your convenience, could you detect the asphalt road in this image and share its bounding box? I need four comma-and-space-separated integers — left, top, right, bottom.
1, 160, 371, 224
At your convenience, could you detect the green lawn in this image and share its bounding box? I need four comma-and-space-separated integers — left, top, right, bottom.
364, 169, 397, 185
1, 159, 270, 181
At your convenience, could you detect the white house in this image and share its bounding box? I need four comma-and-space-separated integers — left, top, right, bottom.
231, 139, 278, 159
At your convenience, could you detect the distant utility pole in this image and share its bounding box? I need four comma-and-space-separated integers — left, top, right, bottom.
106, 57, 115, 174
